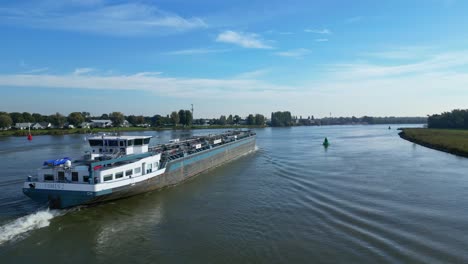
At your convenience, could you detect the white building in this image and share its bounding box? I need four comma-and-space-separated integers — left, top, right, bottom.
15, 122, 32, 130
91, 120, 113, 128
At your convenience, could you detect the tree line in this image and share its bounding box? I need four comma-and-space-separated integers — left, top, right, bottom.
0, 110, 267, 129
428, 109, 468, 129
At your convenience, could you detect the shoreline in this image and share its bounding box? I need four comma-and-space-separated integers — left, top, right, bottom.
0, 125, 266, 137
399, 128, 468, 158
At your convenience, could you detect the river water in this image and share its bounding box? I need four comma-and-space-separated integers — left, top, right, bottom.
1, 125, 468, 263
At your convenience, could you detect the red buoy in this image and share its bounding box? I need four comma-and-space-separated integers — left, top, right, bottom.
27, 133, 32, 141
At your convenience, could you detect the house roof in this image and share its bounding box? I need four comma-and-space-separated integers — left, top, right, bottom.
15, 123, 32, 127
91, 120, 112, 123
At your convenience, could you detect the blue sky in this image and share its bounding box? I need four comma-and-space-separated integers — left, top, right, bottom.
1, 0, 468, 118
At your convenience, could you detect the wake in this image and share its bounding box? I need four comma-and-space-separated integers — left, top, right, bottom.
0, 209, 63, 245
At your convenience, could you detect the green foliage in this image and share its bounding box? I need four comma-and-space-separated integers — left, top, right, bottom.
22, 112, 34, 122
233, 115, 241, 125
185, 110, 193, 126
170, 111, 179, 126
9, 112, 24, 124
67, 112, 85, 127
49, 112, 66, 127
109, 112, 125, 127
271, 111, 292, 127
218, 115, 227, 125
0, 114, 13, 129
227, 115, 233, 125
32, 113, 44, 122
178, 109, 186, 126
428, 109, 468, 129
254, 114, 265, 126
246, 114, 255, 125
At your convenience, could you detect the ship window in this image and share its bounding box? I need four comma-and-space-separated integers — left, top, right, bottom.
108, 140, 118, 146
120, 141, 124, 146
44, 174, 54, 181
72, 172, 79, 181
134, 167, 141, 174
83, 176, 90, 183
134, 139, 143, 146
115, 172, 123, 179
154, 162, 158, 169
126, 169, 133, 176
144, 138, 150, 144
103, 174, 113, 181
89, 140, 103, 146
127, 140, 133, 146
58, 171, 65, 181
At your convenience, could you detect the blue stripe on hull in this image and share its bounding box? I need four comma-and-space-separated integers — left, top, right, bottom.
22, 188, 111, 208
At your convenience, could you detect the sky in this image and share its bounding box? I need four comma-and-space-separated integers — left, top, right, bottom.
1, 0, 468, 118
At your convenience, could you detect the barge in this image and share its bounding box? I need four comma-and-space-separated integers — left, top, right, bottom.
23, 130, 256, 209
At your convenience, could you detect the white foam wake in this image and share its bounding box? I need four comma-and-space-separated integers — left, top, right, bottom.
0, 209, 62, 245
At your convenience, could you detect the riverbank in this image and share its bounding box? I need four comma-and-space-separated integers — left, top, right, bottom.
399, 128, 468, 158
0, 125, 266, 137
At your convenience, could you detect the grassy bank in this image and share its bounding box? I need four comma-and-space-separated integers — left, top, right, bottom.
0, 125, 266, 137
399, 128, 468, 157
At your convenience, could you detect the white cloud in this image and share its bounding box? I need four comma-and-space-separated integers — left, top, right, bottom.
216, 30, 273, 49
165, 48, 230, 55
0, 3, 207, 36
274, 48, 310, 58
0, 71, 294, 99
304, 28, 332, 34
329, 50, 468, 79
73, 68, 95, 75
315, 38, 328, 42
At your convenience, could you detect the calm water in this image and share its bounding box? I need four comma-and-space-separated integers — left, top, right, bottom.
1, 125, 468, 263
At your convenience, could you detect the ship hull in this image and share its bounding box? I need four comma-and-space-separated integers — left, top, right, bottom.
23, 135, 256, 209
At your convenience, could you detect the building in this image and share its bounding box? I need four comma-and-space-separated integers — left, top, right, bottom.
79, 122, 91, 129
15, 123, 32, 130
91, 120, 113, 128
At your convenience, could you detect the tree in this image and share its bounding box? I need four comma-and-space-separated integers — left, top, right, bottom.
49, 112, 66, 128
247, 114, 255, 125
271, 111, 292, 127
22, 112, 34, 122
109, 112, 125, 127
100, 113, 109, 119
255, 114, 265, 126
185, 110, 193, 126
32, 113, 44, 122
178, 110, 186, 126
227, 115, 233, 125
0, 114, 12, 129
9, 112, 24, 124
219, 115, 227, 125
67, 112, 85, 127
170, 111, 179, 126
233, 115, 241, 125
127, 115, 137, 126
135, 115, 145, 125
151, 114, 164, 127
81, 112, 91, 121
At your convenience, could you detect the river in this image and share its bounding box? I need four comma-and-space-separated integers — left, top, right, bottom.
1, 125, 468, 263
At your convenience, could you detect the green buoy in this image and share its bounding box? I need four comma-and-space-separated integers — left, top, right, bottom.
323, 137, 329, 147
